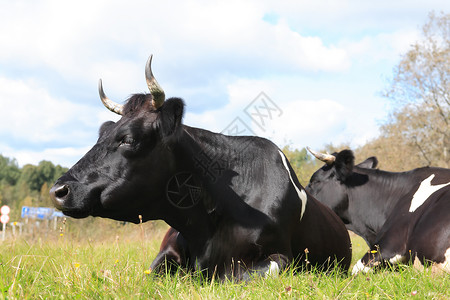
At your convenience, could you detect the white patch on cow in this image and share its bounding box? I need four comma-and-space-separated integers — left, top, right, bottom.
409, 174, 450, 212
265, 261, 280, 277
436, 248, 450, 273
389, 254, 406, 265
351, 259, 372, 275
278, 150, 307, 220
413, 248, 450, 274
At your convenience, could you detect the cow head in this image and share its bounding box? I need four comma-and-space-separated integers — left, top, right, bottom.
305, 148, 378, 223
50, 56, 185, 223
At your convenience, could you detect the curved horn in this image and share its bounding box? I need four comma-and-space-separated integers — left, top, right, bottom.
145, 54, 165, 108
98, 79, 123, 115
307, 147, 336, 165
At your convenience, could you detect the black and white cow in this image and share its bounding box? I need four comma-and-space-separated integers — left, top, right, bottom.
306, 148, 450, 274
49, 56, 352, 281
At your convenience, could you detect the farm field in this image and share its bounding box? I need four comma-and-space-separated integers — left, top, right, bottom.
0, 219, 448, 299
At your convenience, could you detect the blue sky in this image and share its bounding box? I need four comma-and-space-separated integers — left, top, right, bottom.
0, 0, 449, 167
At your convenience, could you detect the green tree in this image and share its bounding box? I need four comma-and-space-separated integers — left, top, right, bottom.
282, 146, 318, 185
37, 160, 56, 185
39, 182, 53, 207
0, 155, 20, 185
17, 160, 66, 192
18, 164, 41, 191
53, 164, 68, 183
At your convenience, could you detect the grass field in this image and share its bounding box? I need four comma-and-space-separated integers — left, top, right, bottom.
0, 219, 448, 299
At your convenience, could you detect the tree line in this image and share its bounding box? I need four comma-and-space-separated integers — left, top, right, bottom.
0, 156, 67, 220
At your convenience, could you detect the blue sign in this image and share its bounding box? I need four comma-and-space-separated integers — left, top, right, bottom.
21, 206, 64, 220
52, 211, 65, 218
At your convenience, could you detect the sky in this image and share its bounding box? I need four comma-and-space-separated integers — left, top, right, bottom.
0, 0, 449, 168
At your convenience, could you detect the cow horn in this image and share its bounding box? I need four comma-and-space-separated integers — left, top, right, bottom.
145, 54, 165, 108
307, 147, 336, 165
98, 79, 124, 115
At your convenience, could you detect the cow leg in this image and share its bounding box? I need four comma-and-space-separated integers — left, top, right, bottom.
150, 227, 189, 275
352, 228, 409, 275
352, 250, 386, 275
352, 243, 410, 275
241, 253, 290, 281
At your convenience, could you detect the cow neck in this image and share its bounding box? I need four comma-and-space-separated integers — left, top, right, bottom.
165, 126, 265, 252
348, 167, 419, 243
159, 126, 228, 250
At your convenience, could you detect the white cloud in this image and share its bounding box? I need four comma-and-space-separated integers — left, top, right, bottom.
185, 78, 348, 149
0, 77, 96, 143
0, 76, 120, 167
0, 144, 90, 168
263, 98, 347, 148
185, 77, 278, 133
342, 29, 420, 65
261, 0, 450, 33
0, 0, 352, 82
185, 74, 388, 152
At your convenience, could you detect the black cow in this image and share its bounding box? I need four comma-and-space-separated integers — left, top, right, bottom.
306, 148, 450, 274
49, 56, 351, 280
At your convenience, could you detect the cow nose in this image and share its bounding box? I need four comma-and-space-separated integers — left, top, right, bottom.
50, 184, 70, 206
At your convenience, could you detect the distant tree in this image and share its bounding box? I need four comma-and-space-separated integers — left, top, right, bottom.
52, 164, 68, 183
355, 132, 423, 171
0, 155, 20, 185
22, 195, 35, 207
383, 11, 450, 168
282, 146, 318, 185
0, 154, 68, 218
18, 160, 65, 192
39, 182, 53, 207
13, 180, 34, 210
37, 161, 56, 185
18, 164, 40, 191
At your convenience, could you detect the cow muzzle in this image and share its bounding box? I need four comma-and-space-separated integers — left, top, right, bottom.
50, 184, 70, 210
49, 181, 95, 218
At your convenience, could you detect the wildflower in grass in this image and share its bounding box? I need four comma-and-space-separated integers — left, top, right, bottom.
144, 269, 151, 275
74, 263, 80, 268
370, 250, 377, 253
285, 286, 292, 295
304, 248, 310, 264
114, 259, 119, 267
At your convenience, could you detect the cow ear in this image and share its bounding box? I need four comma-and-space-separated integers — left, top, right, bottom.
356, 157, 378, 169
334, 150, 355, 182
98, 121, 115, 138
157, 97, 185, 143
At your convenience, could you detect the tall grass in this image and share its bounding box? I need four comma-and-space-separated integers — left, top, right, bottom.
0, 219, 448, 299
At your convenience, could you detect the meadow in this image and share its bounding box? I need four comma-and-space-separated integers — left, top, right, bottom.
0, 218, 448, 299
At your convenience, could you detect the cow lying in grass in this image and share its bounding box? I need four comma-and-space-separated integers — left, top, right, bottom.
50, 56, 352, 280
306, 148, 450, 274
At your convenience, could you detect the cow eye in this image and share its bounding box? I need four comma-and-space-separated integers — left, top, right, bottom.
119, 136, 135, 147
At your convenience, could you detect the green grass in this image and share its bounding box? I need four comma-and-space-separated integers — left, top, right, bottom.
0, 222, 449, 299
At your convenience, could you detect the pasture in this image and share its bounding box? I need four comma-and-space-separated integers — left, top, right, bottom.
0, 218, 448, 299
